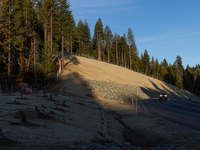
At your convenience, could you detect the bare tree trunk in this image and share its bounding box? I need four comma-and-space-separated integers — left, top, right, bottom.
34, 36, 37, 85
86, 37, 89, 57
121, 47, 123, 67
67, 26, 69, 54
107, 42, 109, 63
87, 44, 90, 58
62, 30, 64, 70
124, 45, 126, 68
25, 8, 28, 53
8, 6, 11, 82
44, 18, 47, 40
79, 37, 81, 53
98, 33, 101, 61
51, 5, 53, 54
70, 35, 72, 54
129, 46, 132, 70
102, 44, 104, 61
115, 34, 118, 65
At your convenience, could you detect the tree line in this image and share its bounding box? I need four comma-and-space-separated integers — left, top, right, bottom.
0, 0, 200, 96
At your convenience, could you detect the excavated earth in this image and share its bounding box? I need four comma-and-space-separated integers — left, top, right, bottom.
0, 55, 200, 149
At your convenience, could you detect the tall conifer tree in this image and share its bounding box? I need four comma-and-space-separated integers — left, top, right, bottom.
94, 18, 103, 61
104, 25, 112, 63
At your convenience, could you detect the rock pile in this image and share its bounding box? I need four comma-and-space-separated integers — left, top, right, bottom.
83, 80, 150, 101
83, 80, 190, 101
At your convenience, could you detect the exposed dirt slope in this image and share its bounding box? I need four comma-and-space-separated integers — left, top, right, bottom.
57, 55, 187, 99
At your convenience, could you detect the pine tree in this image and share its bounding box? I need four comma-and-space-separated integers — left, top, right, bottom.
167, 63, 175, 84
119, 36, 124, 66
74, 19, 84, 53
151, 56, 155, 77
140, 54, 144, 73
174, 55, 184, 88
127, 28, 135, 70
159, 64, 167, 80
192, 67, 200, 94
57, 0, 72, 68
0, 1, 3, 47
2, 0, 14, 82
155, 58, 160, 79
183, 65, 193, 91
104, 25, 113, 63
40, 40, 54, 80
143, 49, 150, 75
0, 1, 5, 71
122, 33, 128, 68
162, 58, 168, 68
84, 19, 90, 57
94, 18, 103, 61
114, 32, 118, 65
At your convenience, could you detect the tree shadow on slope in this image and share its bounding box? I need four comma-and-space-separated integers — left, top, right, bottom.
64, 56, 80, 67
51, 71, 96, 99
159, 82, 189, 98
147, 79, 189, 99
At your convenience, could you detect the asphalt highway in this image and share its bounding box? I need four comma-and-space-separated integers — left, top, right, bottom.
140, 98, 200, 130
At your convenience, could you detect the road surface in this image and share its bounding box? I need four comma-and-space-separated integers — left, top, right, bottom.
140, 98, 200, 130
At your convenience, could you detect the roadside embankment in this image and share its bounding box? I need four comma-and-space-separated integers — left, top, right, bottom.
83, 80, 190, 101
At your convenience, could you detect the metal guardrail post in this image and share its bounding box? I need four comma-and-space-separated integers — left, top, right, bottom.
132, 99, 134, 107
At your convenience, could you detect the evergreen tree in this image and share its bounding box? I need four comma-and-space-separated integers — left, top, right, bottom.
74, 19, 84, 53
89, 36, 96, 58
140, 54, 144, 73
183, 65, 193, 91
191, 67, 200, 94
84, 19, 90, 57
2, 0, 15, 82
94, 18, 103, 61
134, 56, 140, 72
0, 1, 3, 47
143, 49, 150, 75
58, 0, 73, 68
0, 1, 5, 72
115, 32, 118, 65
40, 40, 54, 80
159, 64, 167, 80
167, 63, 175, 84
155, 58, 160, 79
151, 56, 155, 77
162, 58, 168, 68
127, 27, 134, 70
122, 33, 128, 68
174, 55, 184, 88
104, 25, 113, 63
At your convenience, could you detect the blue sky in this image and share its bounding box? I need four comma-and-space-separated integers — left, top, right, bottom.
68, 0, 200, 68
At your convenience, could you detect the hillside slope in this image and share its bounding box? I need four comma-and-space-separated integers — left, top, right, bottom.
54, 55, 189, 100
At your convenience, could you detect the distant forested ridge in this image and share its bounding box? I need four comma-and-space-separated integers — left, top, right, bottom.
0, 0, 200, 95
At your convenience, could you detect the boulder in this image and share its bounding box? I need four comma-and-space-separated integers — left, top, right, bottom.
15, 109, 38, 119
